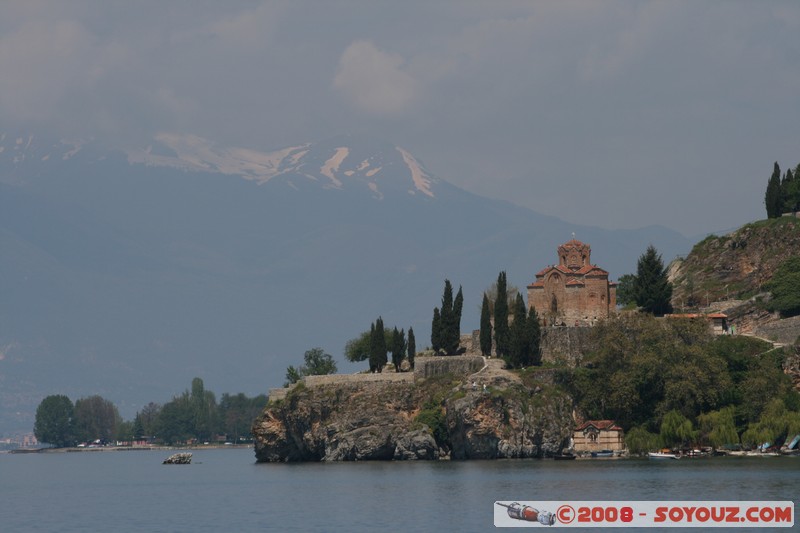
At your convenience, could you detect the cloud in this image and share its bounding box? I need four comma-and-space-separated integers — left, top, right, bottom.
333, 40, 418, 116
0, 19, 95, 122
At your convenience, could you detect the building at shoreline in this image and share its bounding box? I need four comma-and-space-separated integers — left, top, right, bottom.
527, 238, 617, 326
572, 420, 625, 453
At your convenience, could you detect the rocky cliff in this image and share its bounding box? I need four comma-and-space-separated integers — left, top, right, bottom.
252, 363, 574, 462
669, 216, 800, 339
670, 217, 800, 308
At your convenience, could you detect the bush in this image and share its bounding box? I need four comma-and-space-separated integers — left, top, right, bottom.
414, 403, 449, 448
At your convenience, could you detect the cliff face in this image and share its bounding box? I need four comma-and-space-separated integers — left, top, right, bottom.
252, 370, 575, 462
446, 382, 574, 460
670, 217, 800, 308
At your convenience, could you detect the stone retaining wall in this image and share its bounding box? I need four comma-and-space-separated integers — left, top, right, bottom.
753, 315, 800, 345
413, 355, 484, 379
304, 372, 414, 387
540, 327, 593, 366
268, 355, 488, 403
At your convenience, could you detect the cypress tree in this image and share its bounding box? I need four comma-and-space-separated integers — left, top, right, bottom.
391, 327, 406, 372
368, 322, 379, 372
480, 293, 492, 356
440, 280, 454, 353
407, 327, 416, 369
507, 293, 528, 368
633, 245, 674, 316
766, 162, 782, 219
449, 286, 464, 353
783, 168, 799, 214
375, 316, 387, 371
494, 271, 510, 357
431, 307, 441, 352
527, 305, 542, 366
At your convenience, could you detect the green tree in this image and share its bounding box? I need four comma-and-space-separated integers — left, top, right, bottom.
301, 348, 338, 376
34, 395, 74, 447
344, 331, 371, 362
781, 167, 800, 214
507, 293, 528, 368
190, 377, 218, 442
506, 294, 542, 368
285, 348, 338, 385
155, 392, 194, 444
133, 402, 161, 438
284, 365, 302, 387
527, 304, 542, 366
659, 410, 696, 449
740, 399, 800, 449
407, 327, 416, 369
615, 274, 637, 308
432, 280, 462, 354
624, 426, 659, 454
494, 271, 510, 357
633, 245, 673, 316
390, 327, 406, 372
765, 161, 782, 218
567, 313, 723, 430
219, 392, 268, 443
370, 318, 387, 372
765, 256, 800, 317
72, 395, 122, 443
479, 292, 492, 356
116, 420, 134, 442
430, 307, 442, 352
697, 407, 739, 449
449, 285, 464, 353
437, 280, 454, 352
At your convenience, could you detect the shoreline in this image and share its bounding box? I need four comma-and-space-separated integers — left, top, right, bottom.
6, 444, 253, 454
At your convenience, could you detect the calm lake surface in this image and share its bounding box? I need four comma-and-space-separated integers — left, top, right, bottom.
1, 449, 797, 532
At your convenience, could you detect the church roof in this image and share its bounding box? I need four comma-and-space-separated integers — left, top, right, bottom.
584, 266, 609, 276
536, 266, 554, 277
566, 279, 585, 287
562, 238, 588, 248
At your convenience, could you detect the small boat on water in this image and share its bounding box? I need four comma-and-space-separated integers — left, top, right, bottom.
553, 453, 577, 460
648, 451, 679, 460
590, 449, 614, 458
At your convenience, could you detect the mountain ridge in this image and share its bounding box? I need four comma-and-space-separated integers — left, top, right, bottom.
0, 132, 693, 435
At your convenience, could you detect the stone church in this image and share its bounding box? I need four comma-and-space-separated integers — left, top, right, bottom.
527, 238, 617, 326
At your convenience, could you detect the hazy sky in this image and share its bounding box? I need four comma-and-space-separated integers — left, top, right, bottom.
2, 1, 799, 235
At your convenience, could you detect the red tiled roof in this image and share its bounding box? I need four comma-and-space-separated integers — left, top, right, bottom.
566, 279, 584, 286
528, 281, 545, 288
585, 266, 609, 276
575, 420, 623, 432
536, 266, 554, 277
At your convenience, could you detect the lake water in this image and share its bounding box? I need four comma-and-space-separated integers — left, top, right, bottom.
1, 449, 797, 532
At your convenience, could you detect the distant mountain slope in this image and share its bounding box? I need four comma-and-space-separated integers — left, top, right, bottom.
0, 132, 692, 433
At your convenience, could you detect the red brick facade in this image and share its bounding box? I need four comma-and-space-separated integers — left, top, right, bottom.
527, 239, 616, 326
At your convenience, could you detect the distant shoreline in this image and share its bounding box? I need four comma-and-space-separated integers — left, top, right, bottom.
6, 444, 253, 454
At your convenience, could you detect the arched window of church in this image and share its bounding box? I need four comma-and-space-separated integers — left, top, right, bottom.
550, 294, 558, 314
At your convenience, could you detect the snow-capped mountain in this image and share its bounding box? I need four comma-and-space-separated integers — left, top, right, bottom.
127, 134, 438, 200
0, 131, 692, 435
